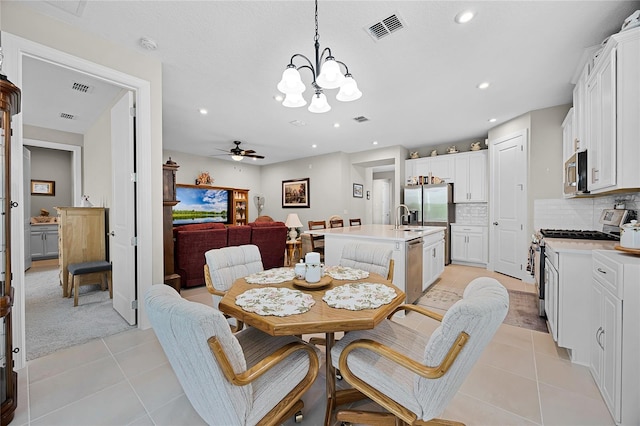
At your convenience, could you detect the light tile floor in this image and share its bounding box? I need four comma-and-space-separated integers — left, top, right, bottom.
13, 265, 613, 425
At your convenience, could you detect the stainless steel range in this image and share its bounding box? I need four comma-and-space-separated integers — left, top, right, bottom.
532, 208, 635, 317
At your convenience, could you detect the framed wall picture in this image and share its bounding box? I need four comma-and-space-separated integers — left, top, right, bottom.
282, 178, 310, 208
353, 183, 363, 198
31, 180, 55, 196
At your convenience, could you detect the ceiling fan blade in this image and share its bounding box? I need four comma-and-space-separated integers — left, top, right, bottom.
242, 149, 256, 155
244, 153, 264, 159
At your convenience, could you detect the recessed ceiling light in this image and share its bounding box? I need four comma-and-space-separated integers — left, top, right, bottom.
274, 95, 283, 102
454, 10, 475, 24
334, 123, 340, 128
488, 118, 497, 123
312, 144, 317, 148
477, 82, 490, 89
199, 108, 208, 115
372, 141, 378, 145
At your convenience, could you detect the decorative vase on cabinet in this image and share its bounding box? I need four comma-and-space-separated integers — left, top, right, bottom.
0, 69, 21, 424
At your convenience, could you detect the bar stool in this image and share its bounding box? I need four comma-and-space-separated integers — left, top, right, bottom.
67, 261, 113, 307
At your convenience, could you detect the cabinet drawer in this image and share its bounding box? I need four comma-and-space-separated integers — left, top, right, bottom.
422, 231, 444, 246
593, 252, 622, 298
451, 225, 484, 234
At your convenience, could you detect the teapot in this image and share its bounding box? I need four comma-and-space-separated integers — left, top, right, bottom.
470, 141, 482, 151
409, 151, 419, 159
430, 149, 438, 157
620, 220, 640, 249
294, 260, 306, 280
446, 146, 457, 154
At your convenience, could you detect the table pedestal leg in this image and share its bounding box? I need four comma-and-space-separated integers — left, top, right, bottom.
324, 332, 336, 426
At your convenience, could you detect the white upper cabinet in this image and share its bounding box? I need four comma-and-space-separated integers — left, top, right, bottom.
562, 107, 576, 162
454, 151, 487, 203
406, 156, 454, 184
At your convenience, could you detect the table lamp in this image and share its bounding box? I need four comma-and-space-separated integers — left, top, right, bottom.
285, 213, 303, 241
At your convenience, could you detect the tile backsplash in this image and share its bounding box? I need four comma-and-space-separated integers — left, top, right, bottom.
534, 192, 639, 230
455, 203, 488, 225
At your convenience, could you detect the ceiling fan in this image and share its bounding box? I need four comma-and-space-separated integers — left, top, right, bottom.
217, 141, 265, 161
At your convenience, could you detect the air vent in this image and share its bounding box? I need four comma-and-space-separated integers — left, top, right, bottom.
366, 13, 406, 41
353, 116, 370, 123
72, 82, 92, 93
60, 113, 75, 120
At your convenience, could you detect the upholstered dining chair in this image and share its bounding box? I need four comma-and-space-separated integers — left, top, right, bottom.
338, 242, 395, 282
349, 218, 362, 226
204, 244, 264, 331
145, 284, 319, 426
331, 277, 509, 425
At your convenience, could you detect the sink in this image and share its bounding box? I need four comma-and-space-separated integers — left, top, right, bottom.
390, 227, 423, 232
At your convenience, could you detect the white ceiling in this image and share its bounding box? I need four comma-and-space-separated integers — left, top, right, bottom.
16, 0, 640, 165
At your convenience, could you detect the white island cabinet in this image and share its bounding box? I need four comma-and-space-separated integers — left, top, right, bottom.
306, 224, 446, 305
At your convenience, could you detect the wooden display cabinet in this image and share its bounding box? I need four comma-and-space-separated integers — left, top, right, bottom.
232, 189, 249, 225
0, 72, 21, 425
162, 159, 181, 291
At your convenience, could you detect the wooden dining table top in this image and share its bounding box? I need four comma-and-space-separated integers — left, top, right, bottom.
219, 271, 406, 337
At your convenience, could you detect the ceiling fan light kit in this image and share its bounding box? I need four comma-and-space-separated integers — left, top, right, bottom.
277, 0, 362, 113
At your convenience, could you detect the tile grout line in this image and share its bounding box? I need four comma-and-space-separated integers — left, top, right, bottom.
531, 331, 545, 426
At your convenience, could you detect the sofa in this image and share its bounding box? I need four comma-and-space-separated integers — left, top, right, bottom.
173, 221, 287, 288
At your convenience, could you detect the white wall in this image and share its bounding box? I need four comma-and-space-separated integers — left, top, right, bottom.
27, 146, 72, 217
24, 125, 83, 147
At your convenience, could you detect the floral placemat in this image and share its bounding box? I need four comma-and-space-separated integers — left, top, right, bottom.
236, 287, 315, 316
324, 265, 370, 280
245, 267, 295, 284
323, 283, 397, 310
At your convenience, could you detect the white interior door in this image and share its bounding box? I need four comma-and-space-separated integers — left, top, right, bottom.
372, 179, 391, 224
110, 91, 137, 325
23, 147, 31, 270
490, 130, 527, 279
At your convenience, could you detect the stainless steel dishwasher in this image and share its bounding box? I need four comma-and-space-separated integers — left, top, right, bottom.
405, 237, 424, 304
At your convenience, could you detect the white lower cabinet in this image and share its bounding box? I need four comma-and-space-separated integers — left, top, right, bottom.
450, 225, 487, 265
422, 231, 444, 291
590, 250, 639, 425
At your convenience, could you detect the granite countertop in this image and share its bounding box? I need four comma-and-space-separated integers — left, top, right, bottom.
305, 224, 446, 242
544, 238, 617, 253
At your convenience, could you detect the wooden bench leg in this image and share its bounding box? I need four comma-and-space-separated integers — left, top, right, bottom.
103, 271, 113, 299
74, 275, 79, 307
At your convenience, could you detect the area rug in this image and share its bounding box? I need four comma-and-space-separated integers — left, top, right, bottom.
418, 285, 548, 333
25, 266, 135, 361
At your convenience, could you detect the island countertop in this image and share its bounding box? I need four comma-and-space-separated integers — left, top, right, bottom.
304, 224, 445, 242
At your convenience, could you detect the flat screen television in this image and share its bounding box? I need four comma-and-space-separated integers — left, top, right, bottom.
172, 185, 230, 225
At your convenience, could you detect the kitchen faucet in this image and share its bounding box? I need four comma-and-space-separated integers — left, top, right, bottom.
395, 204, 409, 229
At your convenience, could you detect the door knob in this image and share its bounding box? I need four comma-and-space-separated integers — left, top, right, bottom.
493, 221, 499, 226
110, 231, 115, 236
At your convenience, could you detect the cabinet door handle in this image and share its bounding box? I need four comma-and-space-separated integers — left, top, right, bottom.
596, 268, 607, 275
595, 326, 602, 344
599, 328, 605, 350
432, 248, 436, 258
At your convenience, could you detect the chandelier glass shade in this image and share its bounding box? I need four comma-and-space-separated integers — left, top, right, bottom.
277, 0, 362, 113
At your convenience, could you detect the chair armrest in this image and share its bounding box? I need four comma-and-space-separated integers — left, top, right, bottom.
208, 337, 319, 386
387, 304, 443, 322
204, 264, 226, 297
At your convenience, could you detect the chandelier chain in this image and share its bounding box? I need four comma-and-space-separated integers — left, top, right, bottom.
314, 0, 319, 42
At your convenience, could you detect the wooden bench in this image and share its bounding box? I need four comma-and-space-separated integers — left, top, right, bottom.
67, 261, 113, 307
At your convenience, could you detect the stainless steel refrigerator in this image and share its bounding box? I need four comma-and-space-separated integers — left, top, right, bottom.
403, 183, 455, 264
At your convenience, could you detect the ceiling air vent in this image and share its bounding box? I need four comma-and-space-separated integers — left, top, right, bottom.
60, 113, 75, 120
72, 82, 92, 93
353, 116, 370, 123
366, 13, 406, 41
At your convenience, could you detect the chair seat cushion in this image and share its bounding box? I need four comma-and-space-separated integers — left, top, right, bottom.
68, 261, 111, 275
331, 319, 428, 417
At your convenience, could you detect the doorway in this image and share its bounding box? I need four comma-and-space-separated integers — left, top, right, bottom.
3, 32, 154, 369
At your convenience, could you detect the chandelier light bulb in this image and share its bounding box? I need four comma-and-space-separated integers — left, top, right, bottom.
277, 67, 306, 94
282, 92, 307, 108
308, 92, 331, 113
316, 57, 345, 89
336, 75, 362, 102
231, 155, 244, 161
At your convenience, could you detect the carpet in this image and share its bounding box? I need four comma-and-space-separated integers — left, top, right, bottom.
418, 284, 548, 333
25, 266, 135, 361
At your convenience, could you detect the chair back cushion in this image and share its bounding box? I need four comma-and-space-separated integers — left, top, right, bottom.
416, 277, 508, 419
205, 244, 264, 295
339, 243, 392, 279
144, 284, 251, 424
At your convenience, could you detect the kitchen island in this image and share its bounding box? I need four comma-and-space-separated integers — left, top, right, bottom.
306, 224, 446, 304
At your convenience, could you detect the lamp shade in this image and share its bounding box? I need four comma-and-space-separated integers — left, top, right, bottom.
282, 92, 307, 108
277, 67, 306, 94
336, 75, 362, 102
316, 57, 345, 89
285, 213, 303, 228
308, 92, 331, 113
231, 155, 244, 161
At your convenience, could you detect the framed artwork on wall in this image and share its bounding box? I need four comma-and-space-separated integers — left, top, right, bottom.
353, 183, 363, 198
282, 178, 310, 208
31, 180, 55, 196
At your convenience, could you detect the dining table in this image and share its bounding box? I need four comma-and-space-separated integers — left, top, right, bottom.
219, 266, 406, 426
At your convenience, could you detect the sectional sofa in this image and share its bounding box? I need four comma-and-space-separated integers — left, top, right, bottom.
173, 221, 287, 287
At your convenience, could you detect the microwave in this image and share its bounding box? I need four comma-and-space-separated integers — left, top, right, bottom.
564, 150, 589, 195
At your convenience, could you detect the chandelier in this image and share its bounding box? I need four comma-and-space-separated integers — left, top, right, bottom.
277, 0, 362, 113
